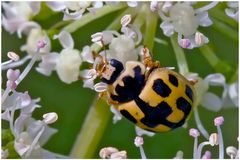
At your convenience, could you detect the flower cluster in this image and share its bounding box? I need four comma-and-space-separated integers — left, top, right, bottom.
151, 2, 218, 49
1, 43, 62, 159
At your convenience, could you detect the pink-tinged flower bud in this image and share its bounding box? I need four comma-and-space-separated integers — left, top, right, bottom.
189, 128, 200, 138
134, 136, 144, 147
202, 150, 211, 159
7, 52, 19, 61
6, 80, 17, 90
37, 40, 47, 49
209, 133, 219, 146
7, 69, 20, 81
214, 116, 224, 126
179, 39, 191, 48
195, 32, 204, 46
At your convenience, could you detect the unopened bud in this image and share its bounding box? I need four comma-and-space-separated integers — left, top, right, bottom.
134, 136, 144, 147
121, 14, 131, 27
43, 112, 58, 124
209, 133, 219, 146
7, 52, 20, 61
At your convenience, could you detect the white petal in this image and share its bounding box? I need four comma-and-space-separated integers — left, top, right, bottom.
162, 2, 173, 13
38, 125, 57, 146
93, 1, 103, 8
53, 31, 74, 49
135, 126, 155, 137
200, 92, 222, 112
197, 12, 213, 27
1, 110, 11, 121
160, 21, 175, 37
127, 1, 138, 7
83, 79, 94, 89
63, 9, 84, 20
46, 2, 66, 11
228, 82, 238, 107
94, 82, 108, 92
14, 114, 31, 136
17, 21, 41, 38
225, 8, 239, 22
102, 31, 114, 45
29, 2, 41, 15
150, 1, 159, 12
205, 73, 226, 86
81, 46, 94, 63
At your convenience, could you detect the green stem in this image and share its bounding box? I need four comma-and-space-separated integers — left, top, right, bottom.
229, 69, 238, 83
211, 18, 238, 42
143, 7, 158, 52
49, 20, 73, 30
199, 45, 220, 67
70, 98, 111, 158
170, 35, 189, 75
63, 4, 126, 33
199, 45, 234, 78
132, 4, 148, 29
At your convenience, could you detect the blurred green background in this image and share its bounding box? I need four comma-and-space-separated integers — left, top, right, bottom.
1, 2, 238, 159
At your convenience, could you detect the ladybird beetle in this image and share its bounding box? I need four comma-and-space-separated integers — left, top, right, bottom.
96, 48, 197, 132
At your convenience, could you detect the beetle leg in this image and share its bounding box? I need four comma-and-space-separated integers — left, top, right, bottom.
143, 47, 160, 78
189, 79, 198, 85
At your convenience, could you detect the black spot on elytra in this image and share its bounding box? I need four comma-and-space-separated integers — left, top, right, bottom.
169, 74, 178, 87
133, 97, 192, 130
120, 110, 137, 124
152, 79, 172, 97
110, 66, 145, 103
134, 97, 174, 128
185, 85, 193, 102
176, 97, 192, 117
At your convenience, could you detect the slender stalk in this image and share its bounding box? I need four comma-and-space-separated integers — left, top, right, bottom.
199, 45, 233, 77
139, 146, 147, 159
132, 4, 147, 29
194, 107, 210, 140
193, 137, 198, 159
211, 18, 238, 42
63, 4, 126, 33
217, 126, 224, 159
199, 45, 220, 67
143, 7, 158, 52
170, 35, 189, 75
2, 55, 31, 70
196, 141, 210, 158
70, 98, 111, 158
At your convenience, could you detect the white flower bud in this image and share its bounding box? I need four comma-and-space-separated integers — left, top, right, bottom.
121, 14, 131, 27
209, 133, 219, 146
110, 151, 127, 159
7, 51, 20, 61
56, 48, 82, 84
226, 146, 238, 159
99, 147, 119, 159
43, 112, 58, 124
